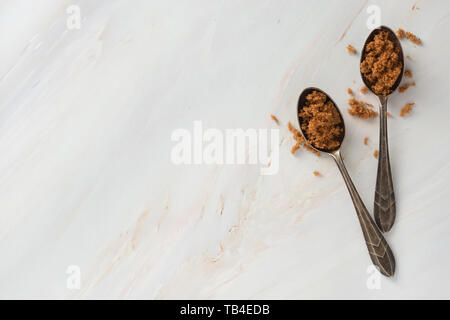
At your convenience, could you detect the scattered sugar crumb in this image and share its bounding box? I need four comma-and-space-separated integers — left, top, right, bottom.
397, 28, 422, 45
313, 171, 320, 176
347, 98, 378, 118
397, 28, 405, 39
288, 122, 296, 132
406, 31, 422, 45
270, 114, 279, 125
287, 122, 320, 156
404, 70, 412, 78
387, 112, 392, 117
400, 102, 415, 117
399, 81, 416, 93
360, 86, 368, 94
364, 137, 368, 145
374, 150, 379, 159
347, 44, 357, 54
347, 88, 353, 95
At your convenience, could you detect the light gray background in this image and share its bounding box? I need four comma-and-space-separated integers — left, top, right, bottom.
0, 0, 449, 299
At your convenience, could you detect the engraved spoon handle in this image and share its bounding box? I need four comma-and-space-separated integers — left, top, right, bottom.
331, 150, 395, 277
375, 96, 396, 232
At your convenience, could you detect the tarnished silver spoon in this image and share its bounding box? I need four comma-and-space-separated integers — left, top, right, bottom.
360, 26, 404, 232
297, 87, 395, 277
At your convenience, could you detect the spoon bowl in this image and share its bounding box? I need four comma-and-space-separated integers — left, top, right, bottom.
360, 25, 404, 95
297, 87, 396, 277
297, 87, 345, 153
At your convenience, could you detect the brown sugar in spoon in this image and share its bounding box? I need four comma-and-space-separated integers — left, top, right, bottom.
360, 26, 404, 232
297, 87, 395, 277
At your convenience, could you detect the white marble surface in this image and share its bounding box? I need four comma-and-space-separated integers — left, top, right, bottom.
0, 0, 449, 299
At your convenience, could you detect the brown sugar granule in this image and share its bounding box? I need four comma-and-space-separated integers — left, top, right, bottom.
299, 91, 344, 151
400, 102, 415, 117
387, 112, 392, 117
287, 121, 296, 133
347, 88, 353, 95
398, 81, 416, 93
347, 98, 378, 119
287, 122, 319, 156
404, 70, 412, 78
360, 31, 403, 96
347, 44, 357, 54
360, 86, 368, 94
396, 28, 406, 39
291, 143, 300, 154
313, 171, 320, 176
397, 28, 422, 45
288, 122, 304, 154
363, 137, 369, 145
406, 31, 422, 45
406, 55, 412, 60
270, 114, 279, 125
374, 150, 379, 159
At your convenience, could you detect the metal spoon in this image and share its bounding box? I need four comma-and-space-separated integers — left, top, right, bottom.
360, 26, 404, 232
297, 87, 395, 277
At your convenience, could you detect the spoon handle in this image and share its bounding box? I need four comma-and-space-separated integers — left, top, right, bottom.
374, 96, 396, 232
332, 150, 395, 277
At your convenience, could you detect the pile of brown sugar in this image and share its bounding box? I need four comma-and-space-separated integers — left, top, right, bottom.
299, 91, 344, 151
347, 98, 378, 119
360, 31, 403, 96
